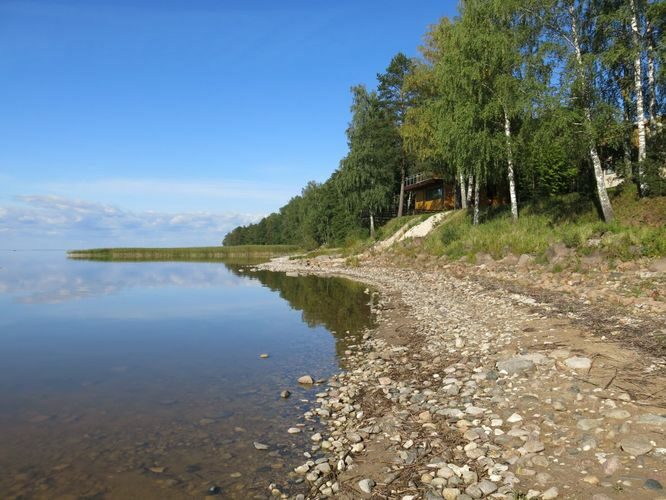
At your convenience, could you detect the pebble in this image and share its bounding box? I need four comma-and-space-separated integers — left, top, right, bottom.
619, 435, 653, 456
287, 427, 301, 434
298, 375, 314, 384
644, 478, 663, 490
442, 488, 461, 500
541, 486, 559, 499
564, 356, 592, 371
496, 357, 535, 375
253, 442, 269, 450
603, 409, 630, 419
576, 418, 603, 431
280, 390, 291, 398
259, 257, 663, 500
259, 353, 269, 358
358, 478, 375, 494
602, 455, 621, 475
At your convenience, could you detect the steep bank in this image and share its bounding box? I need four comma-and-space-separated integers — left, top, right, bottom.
259, 255, 666, 499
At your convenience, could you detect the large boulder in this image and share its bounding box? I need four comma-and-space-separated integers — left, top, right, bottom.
648, 258, 666, 273
545, 243, 573, 263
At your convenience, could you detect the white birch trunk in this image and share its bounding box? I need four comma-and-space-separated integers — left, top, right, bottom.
467, 174, 473, 204
646, 18, 659, 130
569, 3, 615, 222
397, 168, 405, 218
369, 213, 375, 239
504, 109, 518, 221
630, 0, 647, 194
459, 171, 467, 209
473, 176, 480, 226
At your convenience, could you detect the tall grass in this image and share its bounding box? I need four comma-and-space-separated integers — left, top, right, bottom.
67, 245, 300, 262
422, 190, 666, 260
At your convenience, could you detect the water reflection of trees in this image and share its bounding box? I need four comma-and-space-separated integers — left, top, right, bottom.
225, 264, 375, 354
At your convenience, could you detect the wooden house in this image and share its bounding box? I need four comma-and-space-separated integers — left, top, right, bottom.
403, 173, 509, 212
404, 173, 456, 212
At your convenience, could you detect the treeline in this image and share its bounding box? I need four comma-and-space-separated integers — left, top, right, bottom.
224, 0, 664, 247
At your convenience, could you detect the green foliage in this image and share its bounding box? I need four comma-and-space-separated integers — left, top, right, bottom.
424, 193, 666, 260
224, 0, 665, 247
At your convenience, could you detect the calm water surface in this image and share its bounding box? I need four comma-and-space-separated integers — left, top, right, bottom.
0, 251, 374, 499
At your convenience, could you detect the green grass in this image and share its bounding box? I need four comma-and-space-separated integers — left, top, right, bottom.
290, 247, 343, 260
67, 245, 300, 262
420, 187, 666, 261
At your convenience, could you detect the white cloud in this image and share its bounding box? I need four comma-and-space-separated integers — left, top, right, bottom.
0, 195, 262, 248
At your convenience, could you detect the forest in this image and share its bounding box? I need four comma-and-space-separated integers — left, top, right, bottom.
223, 0, 665, 248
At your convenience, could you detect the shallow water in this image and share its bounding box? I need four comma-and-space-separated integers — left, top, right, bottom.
0, 251, 374, 499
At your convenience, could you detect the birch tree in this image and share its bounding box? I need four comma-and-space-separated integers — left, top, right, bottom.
532, 0, 615, 222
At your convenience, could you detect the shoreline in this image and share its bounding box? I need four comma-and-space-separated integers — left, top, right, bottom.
259, 256, 666, 499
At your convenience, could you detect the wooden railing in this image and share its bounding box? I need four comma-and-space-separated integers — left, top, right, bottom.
405, 172, 435, 187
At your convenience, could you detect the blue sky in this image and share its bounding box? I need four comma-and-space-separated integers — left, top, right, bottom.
0, 0, 457, 248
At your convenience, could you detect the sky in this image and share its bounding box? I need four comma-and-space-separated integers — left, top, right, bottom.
0, 0, 458, 249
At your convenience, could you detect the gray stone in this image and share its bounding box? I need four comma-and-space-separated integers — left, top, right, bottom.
478, 479, 498, 495
648, 257, 666, 272
541, 486, 559, 499
315, 462, 331, 474
564, 356, 592, 371
496, 357, 535, 375
253, 442, 269, 450
441, 488, 460, 500
644, 479, 663, 490
603, 409, 630, 419
576, 418, 603, 431
280, 390, 291, 398
523, 439, 545, 453
546, 243, 572, 263
358, 478, 375, 494
636, 413, 666, 427
465, 484, 483, 498
619, 435, 653, 456
602, 455, 621, 476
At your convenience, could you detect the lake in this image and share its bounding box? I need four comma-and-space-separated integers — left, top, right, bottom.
0, 251, 374, 499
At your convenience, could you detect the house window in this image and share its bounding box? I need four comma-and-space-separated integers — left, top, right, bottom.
425, 186, 443, 201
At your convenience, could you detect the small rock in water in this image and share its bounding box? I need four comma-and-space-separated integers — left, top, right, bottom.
619, 435, 653, 456
602, 455, 621, 476
644, 479, 663, 490
541, 486, 559, 499
298, 375, 314, 384
287, 427, 301, 434
148, 466, 166, 473
280, 390, 291, 399
253, 442, 269, 450
358, 478, 375, 494
576, 418, 603, 431
259, 353, 269, 359
207, 486, 222, 495
603, 409, 630, 419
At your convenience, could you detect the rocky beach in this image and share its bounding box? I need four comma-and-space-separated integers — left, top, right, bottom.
259, 253, 666, 500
